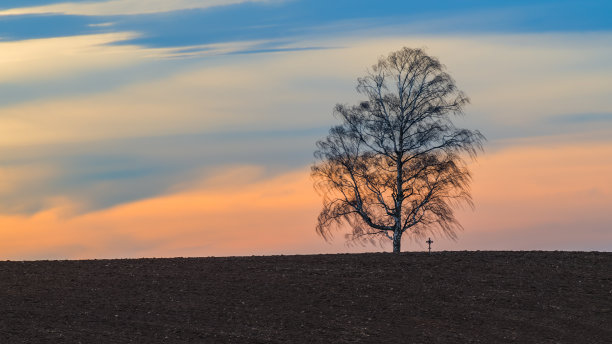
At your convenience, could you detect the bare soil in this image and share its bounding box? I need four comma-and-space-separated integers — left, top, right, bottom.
1, 251, 611, 343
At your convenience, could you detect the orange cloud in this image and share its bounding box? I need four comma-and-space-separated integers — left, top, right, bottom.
0, 167, 366, 260
2, 141, 611, 260
447, 140, 612, 251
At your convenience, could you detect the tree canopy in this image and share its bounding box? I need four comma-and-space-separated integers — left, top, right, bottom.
312, 47, 485, 253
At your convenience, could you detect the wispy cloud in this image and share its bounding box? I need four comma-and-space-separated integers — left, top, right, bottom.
88, 22, 114, 28
3, 1, 611, 49
0, 32, 141, 83
548, 113, 612, 124
1, 33, 611, 219
0, 0, 279, 16
2, 141, 612, 260
0, 168, 335, 260
0, 128, 321, 215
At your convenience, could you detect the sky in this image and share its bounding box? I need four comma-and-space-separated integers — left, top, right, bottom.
1, 0, 611, 260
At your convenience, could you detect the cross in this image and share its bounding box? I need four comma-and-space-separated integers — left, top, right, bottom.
426, 238, 433, 253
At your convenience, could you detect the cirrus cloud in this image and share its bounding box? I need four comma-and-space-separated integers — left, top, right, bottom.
0, 0, 281, 16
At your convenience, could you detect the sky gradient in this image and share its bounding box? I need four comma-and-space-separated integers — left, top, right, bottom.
1, 0, 611, 259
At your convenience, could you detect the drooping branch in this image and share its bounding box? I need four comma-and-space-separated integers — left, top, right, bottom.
312, 47, 484, 251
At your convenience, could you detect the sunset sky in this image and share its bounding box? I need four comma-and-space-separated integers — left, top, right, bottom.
1, 0, 611, 260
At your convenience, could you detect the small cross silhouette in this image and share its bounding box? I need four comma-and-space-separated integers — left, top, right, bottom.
426, 238, 433, 253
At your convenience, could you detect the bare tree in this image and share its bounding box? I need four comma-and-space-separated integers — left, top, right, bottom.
312, 47, 484, 253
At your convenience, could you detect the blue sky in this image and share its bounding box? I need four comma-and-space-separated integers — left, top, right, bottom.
3, 2, 612, 36
2, 1, 611, 46
1, 0, 611, 258
1, 0, 611, 108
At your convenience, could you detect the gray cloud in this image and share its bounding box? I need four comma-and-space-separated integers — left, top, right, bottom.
548, 113, 612, 124
0, 127, 326, 215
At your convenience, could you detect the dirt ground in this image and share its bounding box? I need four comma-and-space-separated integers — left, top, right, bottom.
1, 251, 610, 343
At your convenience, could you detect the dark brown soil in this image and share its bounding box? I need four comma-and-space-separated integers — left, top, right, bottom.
1, 251, 610, 343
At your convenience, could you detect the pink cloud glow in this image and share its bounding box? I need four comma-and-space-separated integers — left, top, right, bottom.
1, 141, 611, 260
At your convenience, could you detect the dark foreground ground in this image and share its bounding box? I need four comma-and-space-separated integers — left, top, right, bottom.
1, 251, 611, 343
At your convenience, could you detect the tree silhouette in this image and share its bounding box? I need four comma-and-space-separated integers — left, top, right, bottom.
312, 47, 485, 253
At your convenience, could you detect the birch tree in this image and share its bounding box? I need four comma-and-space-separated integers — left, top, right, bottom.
312, 47, 484, 253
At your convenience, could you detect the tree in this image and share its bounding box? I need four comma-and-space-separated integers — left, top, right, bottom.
311, 47, 484, 253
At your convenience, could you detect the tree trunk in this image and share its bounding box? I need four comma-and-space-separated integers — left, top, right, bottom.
392, 230, 402, 253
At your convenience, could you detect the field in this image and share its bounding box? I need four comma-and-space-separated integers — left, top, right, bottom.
1, 251, 610, 343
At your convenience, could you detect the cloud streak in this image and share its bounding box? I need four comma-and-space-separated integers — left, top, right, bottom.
1, 33, 611, 221
2, 141, 611, 260
0, 0, 278, 16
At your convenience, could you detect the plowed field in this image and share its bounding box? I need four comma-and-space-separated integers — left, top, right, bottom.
1, 251, 610, 343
